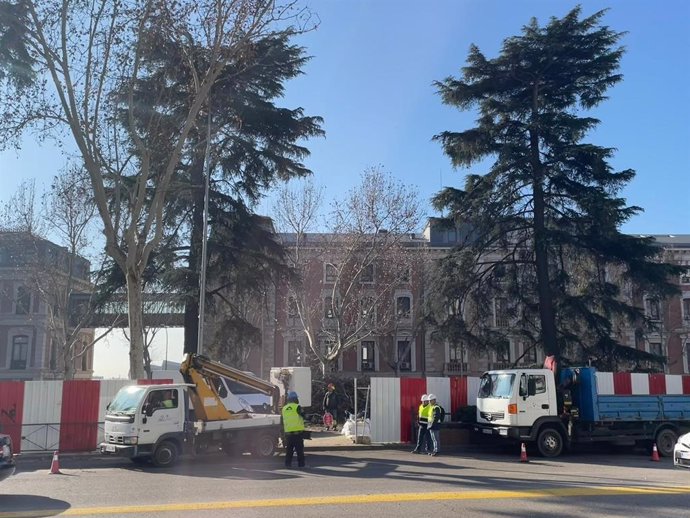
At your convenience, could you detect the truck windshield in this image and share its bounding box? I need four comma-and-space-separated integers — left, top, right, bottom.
478, 373, 515, 399
107, 386, 147, 414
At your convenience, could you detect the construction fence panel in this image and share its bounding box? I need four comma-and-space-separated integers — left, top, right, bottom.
21, 381, 62, 452
0, 381, 25, 452
399, 378, 426, 444
370, 377, 400, 444
59, 380, 101, 452
426, 377, 451, 422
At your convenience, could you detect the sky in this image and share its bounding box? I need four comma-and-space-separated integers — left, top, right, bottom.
2, 1, 689, 377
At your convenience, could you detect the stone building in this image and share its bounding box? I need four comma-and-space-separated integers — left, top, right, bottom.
0, 232, 94, 380
244, 221, 690, 378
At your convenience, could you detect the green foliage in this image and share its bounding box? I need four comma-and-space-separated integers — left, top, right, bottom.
431, 7, 682, 370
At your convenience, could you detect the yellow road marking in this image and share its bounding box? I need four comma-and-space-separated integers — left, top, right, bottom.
3, 486, 690, 517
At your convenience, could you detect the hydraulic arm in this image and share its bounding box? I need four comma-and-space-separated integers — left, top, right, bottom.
180, 353, 280, 421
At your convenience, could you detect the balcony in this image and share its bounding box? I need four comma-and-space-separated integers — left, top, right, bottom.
444, 361, 468, 374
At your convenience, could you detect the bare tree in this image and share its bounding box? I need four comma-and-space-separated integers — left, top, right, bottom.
0, 0, 314, 378
0, 180, 47, 236
274, 167, 423, 375
0, 168, 113, 379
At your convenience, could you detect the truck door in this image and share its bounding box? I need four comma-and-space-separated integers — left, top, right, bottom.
516, 373, 551, 427
138, 388, 184, 446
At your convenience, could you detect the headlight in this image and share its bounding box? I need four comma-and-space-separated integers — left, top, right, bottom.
122, 436, 138, 445
1, 444, 10, 460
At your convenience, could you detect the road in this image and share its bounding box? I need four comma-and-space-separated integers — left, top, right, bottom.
1, 446, 688, 517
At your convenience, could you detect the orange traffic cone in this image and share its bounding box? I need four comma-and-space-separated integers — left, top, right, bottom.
651, 443, 660, 462
520, 442, 529, 463
49, 450, 62, 474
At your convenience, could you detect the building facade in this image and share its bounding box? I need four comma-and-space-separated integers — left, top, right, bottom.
0, 232, 94, 381
243, 222, 690, 378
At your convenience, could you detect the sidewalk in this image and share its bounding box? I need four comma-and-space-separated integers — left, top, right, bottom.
305, 429, 386, 451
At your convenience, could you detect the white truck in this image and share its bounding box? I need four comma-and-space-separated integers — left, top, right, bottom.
99, 354, 310, 467
475, 366, 690, 458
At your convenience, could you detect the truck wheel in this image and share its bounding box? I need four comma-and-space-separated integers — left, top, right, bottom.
152, 440, 178, 467
252, 433, 277, 457
537, 428, 563, 458
655, 429, 678, 457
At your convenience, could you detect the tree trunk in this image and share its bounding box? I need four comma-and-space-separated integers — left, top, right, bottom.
63, 341, 75, 381
125, 269, 146, 379
530, 85, 559, 362
184, 147, 206, 354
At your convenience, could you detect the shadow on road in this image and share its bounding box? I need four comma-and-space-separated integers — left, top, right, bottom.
0, 495, 70, 517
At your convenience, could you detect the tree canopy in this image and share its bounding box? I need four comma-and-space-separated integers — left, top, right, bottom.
431, 7, 682, 370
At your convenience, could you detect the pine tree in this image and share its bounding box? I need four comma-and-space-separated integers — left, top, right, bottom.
431, 7, 681, 369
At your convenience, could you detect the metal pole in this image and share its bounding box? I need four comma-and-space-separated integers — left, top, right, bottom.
197, 110, 212, 356
354, 377, 358, 441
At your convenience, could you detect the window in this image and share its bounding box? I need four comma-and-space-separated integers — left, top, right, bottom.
529, 374, 546, 395
16, 286, 31, 315
361, 341, 375, 371
682, 298, 690, 323
494, 298, 508, 328
81, 346, 89, 371
49, 340, 57, 371
145, 390, 178, 411
448, 342, 464, 362
360, 264, 374, 283
447, 342, 468, 373
287, 297, 298, 320
680, 270, 690, 285
323, 340, 338, 372
645, 297, 661, 321
396, 296, 411, 319
649, 342, 663, 357
493, 342, 511, 367
522, 343, 538, 364
288, 340, 304, 366
397, 340, 412, 370
360, 296, 375, 322
11, 335, 29, 370
325, 263, 337, 282
324, 297, 334, 319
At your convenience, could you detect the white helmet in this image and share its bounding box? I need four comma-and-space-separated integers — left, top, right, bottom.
421, 394, 428, 402
427, 394, 437, 401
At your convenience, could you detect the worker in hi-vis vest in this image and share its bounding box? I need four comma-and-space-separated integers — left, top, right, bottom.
411, 394, 432, 453
281, 391, 306, 468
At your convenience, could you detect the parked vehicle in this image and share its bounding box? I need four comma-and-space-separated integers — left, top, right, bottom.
674, 432, 690, 469
475, 367, 690, 458
99, 354, 310, 467
0, 434, 16, 482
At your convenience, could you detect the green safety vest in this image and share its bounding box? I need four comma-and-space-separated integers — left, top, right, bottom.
428, 404, 439, 427
418, 403, 429, 424
282, 403, 305, 433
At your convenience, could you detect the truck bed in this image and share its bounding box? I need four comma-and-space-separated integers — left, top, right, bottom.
596, 395, 690, 422
192, 413, 281, 434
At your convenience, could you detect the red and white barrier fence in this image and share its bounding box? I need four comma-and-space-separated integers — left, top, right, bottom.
0, 378, 171, 453
2, 372, 689, 451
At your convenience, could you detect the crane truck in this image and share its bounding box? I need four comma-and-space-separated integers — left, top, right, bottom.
99, 354, 310, 467
474, 366, 690, 458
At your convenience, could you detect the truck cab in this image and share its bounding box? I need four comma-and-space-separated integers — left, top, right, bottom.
475, 368, 565, 456
101, 384, 189, 465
